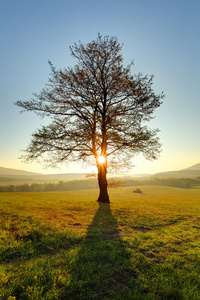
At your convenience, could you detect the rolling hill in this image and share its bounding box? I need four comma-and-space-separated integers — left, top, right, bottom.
0, 166, 86, 185
0, 166, 41, 176
153, 163, 200, 178
183, 163, 200, 171
0, 163, 200, 186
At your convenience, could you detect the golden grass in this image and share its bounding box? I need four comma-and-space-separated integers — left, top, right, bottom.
0, 186, 200, 299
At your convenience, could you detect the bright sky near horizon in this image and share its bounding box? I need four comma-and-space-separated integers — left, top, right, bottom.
0, 0, 200, 175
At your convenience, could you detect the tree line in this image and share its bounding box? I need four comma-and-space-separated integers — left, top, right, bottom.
0, 177, 200, 193
125, 177, 200, 189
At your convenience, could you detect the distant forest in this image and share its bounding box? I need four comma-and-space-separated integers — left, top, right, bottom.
0, 177, 200, 192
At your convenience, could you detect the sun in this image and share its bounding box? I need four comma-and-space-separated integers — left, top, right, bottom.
97, 155, 105, 164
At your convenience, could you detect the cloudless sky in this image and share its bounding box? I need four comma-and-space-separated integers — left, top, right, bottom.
0, 0, 200, 174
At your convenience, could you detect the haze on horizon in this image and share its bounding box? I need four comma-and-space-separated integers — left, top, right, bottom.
0, 0, 199, 175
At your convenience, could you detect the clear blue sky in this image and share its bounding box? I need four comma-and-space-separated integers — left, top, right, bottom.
0, 0, 199, 174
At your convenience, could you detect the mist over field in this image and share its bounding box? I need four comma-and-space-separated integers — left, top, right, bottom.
0, 163, 200, 188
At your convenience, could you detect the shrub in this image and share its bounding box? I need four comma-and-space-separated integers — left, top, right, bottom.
133, 188, 143, 194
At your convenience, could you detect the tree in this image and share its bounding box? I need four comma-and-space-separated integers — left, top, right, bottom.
15, 34, 164, 203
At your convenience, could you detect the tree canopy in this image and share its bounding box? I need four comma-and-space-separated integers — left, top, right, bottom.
15, 34, 164, 202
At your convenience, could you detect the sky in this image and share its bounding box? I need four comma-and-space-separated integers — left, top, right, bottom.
0, 0, 200, 175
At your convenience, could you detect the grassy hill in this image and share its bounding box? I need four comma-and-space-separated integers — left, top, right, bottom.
1, 186, 200, 299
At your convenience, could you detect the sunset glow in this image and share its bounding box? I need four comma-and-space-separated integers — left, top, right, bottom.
0, 1, 199, 175
97, 156, 105, 164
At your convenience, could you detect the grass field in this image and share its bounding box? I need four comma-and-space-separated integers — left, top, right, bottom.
0, 186, 200, 299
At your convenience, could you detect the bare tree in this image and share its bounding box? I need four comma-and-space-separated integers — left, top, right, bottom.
15, 34, 164, 203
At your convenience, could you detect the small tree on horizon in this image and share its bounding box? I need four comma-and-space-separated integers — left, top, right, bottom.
15, 34, 164, 203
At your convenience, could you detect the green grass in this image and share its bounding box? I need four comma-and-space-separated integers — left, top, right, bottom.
0, 186, 200, 299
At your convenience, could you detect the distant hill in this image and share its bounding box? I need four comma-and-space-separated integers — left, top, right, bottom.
0, 166, 86, 185
0, 166, 41, 176
182, 163, 200, 171
153, 163, 200, 178
1, 163, 200, 186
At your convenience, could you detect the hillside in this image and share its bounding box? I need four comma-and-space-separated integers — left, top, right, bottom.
0, 166, 85, 185
1, 163, 200, 186
153, 163, 200, 178
183, 163, 200, 171
0, 166, 41, 176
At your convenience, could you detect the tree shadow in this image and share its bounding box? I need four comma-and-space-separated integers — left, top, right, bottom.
62, 203, 138, 299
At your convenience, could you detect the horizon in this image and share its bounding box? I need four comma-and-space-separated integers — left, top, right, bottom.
1, 161, 200, 176
1, 159, 200, 175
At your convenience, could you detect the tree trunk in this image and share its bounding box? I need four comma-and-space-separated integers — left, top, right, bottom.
97, 164, 110, 203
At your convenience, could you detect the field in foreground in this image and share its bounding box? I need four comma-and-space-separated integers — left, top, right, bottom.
0, 186, 200, 300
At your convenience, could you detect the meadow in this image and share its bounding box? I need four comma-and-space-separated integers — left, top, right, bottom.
0, 186, 200, 299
